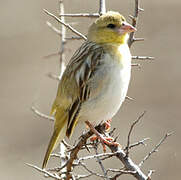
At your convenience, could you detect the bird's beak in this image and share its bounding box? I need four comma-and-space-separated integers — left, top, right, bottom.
119, 22, 137, 33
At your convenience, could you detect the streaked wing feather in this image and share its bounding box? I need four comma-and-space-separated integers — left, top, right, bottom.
55, 41, 104, 137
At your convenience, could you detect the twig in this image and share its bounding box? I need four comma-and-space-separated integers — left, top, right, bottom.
107, 145, 148, 180
147, 170, 155, 180
128, 0, 141, 47
44, 51, 60, 59
125, 111, 146, 156
75, 173, 92, 179
43, 9, 87, 40
59, 0, 66, 78
133, 37, 144, 42
26, 163, 61, 179
109, 170, 136, 180
59, 13, 99, 18
78, 152, 116, 161
45, 22, 83, 41
128, 138, 150, 150
132, 56, 155, 60
47, 72, 60, 81
79, 162, 106, 178
126, 96, 134, 101
93, 144, 108, 180
66, 36, 83, 40
46, 21, 61, 35
131, 63, 141, 68
139, 132, 173, 167
99, 0, 106, 15
31, 106, 54, 121
59, 143, 68, 179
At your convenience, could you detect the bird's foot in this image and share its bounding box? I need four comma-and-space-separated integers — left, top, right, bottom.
104, 119, 112, 131
85, 120, 119, 153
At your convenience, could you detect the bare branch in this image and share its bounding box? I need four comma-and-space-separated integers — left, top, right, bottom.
133, 37, 145, 42
126, 96, 134, 101
75, 173, 92, 179
47, 72, 60, 81
107, 145, 148, 180
26, 163, 61, 179
93, 145, 109, 180
46, 21, 61, 35
78, 152, 116, 161
99, 0, 106, 15
43, 51, 60, 59
125, 111, 146, 156
79, 162, 106, 178
147, 170, 155, 180
59, 13, 99, 18
139, 132, 173, 167
132, 56, 155, 60
128, 138, 150, 150
128, 0, 144, 47
43, 9, 87, 40
131, 63, 141, 68
109, 170, 137, 180
46, 22, 83, 41
31, 106, 54, 121
59, 0, 66, 78
66, 36, 83, 40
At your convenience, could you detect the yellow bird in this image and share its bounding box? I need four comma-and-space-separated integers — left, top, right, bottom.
42, 11, 136, 169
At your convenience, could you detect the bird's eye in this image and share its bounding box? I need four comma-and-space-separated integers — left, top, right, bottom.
107, 24, 116, 29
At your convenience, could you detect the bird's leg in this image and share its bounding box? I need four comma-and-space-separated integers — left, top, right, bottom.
90, 119, 112, 142
104, 119, 112, 131
85, 120, 119, 152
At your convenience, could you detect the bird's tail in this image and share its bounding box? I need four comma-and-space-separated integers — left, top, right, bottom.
42, 107, 67, 169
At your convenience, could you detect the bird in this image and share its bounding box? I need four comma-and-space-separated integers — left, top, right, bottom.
42, 11, 136, 169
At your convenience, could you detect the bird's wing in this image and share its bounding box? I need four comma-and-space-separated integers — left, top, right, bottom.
42, 41, 104, 169
53, 41, 104, 137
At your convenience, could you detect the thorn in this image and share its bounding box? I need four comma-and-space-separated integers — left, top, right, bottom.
84, 144, 91, 153
129, 15, 136, 21
138, 7, 144, 12
109, 128, 116, 137
131, 63, 141, 68
114, 135, 119, 142
133, 37, 145, 42
126, 96, 135, 101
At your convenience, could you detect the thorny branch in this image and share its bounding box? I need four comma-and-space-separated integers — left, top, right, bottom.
139, 132, 173, 167
43, 9, 87, 40
128, 0, 144, 47
29, 0, 171, 180
125, 111, 146, 156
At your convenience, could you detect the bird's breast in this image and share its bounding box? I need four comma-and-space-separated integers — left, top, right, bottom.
80, 48, 131, 125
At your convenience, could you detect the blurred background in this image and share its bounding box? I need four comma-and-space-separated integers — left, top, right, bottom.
1, 0, 180, 179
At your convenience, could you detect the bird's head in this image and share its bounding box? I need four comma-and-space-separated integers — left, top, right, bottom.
87, 11, 136, 44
